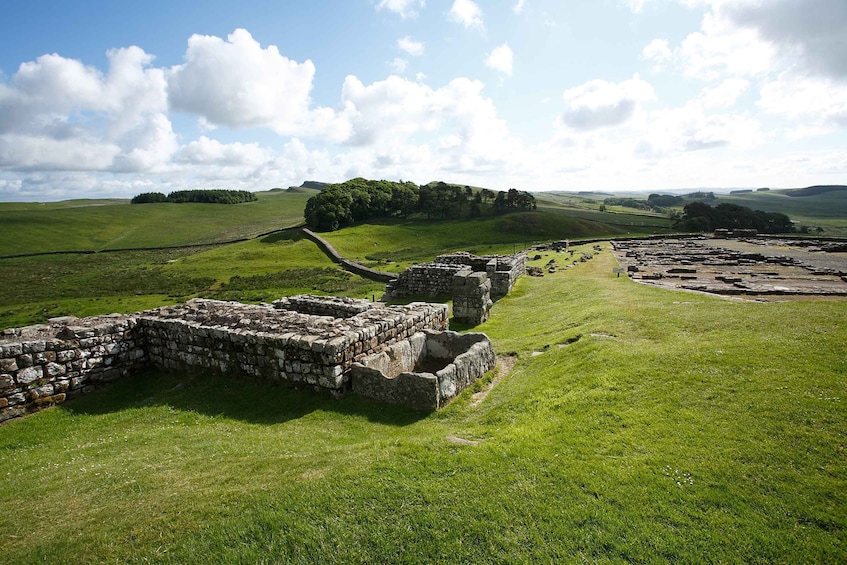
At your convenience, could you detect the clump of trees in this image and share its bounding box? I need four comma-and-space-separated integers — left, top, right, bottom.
303, 178, 537, 231
131, 190, 257, 204
675, 202, 794, 233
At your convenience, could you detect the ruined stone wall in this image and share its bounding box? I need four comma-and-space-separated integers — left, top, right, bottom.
386, 263, 467, 298
350, 329, 495, 410
452, 271, 492, 325
141, 299, 448, 393
0, 315, 147, 423
0, 297, 451, 423
386, 251, 526, 301
486, 253, 527, 299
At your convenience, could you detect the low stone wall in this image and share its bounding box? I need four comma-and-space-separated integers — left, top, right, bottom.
0, 296, 453, 423
141, 299, 448, 393
350, 330, 495, 410
486, 254, 527, 299
385, 251, 526, 302
0, 315, 147, 423
302, 228, 396, 283
386, 263, 466, 298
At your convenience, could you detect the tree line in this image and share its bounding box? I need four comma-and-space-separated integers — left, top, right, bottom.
131, 190, 257, 204
675, 202, 794, 233
304, 178, 537, 231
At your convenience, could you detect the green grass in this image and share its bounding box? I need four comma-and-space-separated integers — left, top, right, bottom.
0, 232, 382, 329
0, 189, 317, 255
1, 246, 844, 563
321, 210, 672, 272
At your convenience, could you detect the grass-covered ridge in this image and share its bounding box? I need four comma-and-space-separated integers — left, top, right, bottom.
0, 246, 844, 563
0, 189, 317, 256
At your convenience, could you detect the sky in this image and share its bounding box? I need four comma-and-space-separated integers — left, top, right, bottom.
0, 0, 845, 201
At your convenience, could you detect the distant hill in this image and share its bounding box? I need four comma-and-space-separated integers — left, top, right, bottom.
300, 181, 329, 190
785, 185, 847, 197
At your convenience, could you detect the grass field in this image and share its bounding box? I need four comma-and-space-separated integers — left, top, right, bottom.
0, 189, 317, 256
712, 190, 847, 236
0, 246, 844, 563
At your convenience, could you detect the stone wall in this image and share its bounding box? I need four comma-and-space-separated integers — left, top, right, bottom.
385, 263, 466, 298
141, 298, 448, 393
350, 329, 495, 410
0, 296, 472, 423
385, 251, 526, 302
452, 271, 492, 325
0, 315, 147, 423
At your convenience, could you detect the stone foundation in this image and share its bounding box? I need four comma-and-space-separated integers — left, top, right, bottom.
0, 296, 466, 423
350, 330, 496, 410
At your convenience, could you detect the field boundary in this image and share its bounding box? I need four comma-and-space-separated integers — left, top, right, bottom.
302, 228, 396, 283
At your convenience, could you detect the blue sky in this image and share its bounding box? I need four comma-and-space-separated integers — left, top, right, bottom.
0, 0, 845, 201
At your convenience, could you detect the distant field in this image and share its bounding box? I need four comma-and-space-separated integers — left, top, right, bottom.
1, 247, 843, 563
712, 190, 847, 236
0, 189, 317, 256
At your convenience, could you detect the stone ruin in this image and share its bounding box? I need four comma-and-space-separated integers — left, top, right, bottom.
612, 237, 847, 298
0, 295, 497, 423
350, 330, 495, 410
385, 251, 527, 325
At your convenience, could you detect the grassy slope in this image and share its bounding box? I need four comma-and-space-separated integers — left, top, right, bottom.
320, 209, 673, 273
0, 232, 382, 329
0, 189, 317, 255
712, 190, 847, 236
0, 246, 844, 563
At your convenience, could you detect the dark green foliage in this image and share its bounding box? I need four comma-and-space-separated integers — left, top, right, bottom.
166, 190, 257, 204
676, 202, 794, 233
304, 178, 421, 231
130, 189, 257, 204
603, 197, 652, 210
493, 188, 537, 214
130, 192, 169, 204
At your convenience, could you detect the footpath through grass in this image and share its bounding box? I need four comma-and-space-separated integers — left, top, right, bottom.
1, 245, 844, 563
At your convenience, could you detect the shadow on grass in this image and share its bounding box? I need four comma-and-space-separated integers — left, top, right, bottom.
62, 369, 428, 427
260, 230, 304, 245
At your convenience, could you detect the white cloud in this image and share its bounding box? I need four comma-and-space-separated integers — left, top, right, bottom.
449, 0, 483, 29
722, 0, 847, 79
559, 76, 656, 131
485, 44, 513, 76
757, 75, 847, 129
375, 0, 425, 19
699, 78, 749, 108
0, 46, 173, 173
641, 38, 672, 69
514, 0, 526, 14
167, 29, 321, 135
176, 136, 271, 166
390, 58, 409, 73
397, 36, 424, 56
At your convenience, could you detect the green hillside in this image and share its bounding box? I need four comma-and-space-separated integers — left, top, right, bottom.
0, 189, 317, 256
711, 188, 847, 235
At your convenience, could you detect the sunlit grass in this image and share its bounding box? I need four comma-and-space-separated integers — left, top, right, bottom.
1, 244, 844, 563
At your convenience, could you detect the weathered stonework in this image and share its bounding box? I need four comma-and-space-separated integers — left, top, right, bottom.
0, 296, 467, 423
452, 270, 492, 325
0, 315, 147, 423
141, 298, 448, 393
350, 329, 495, 410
